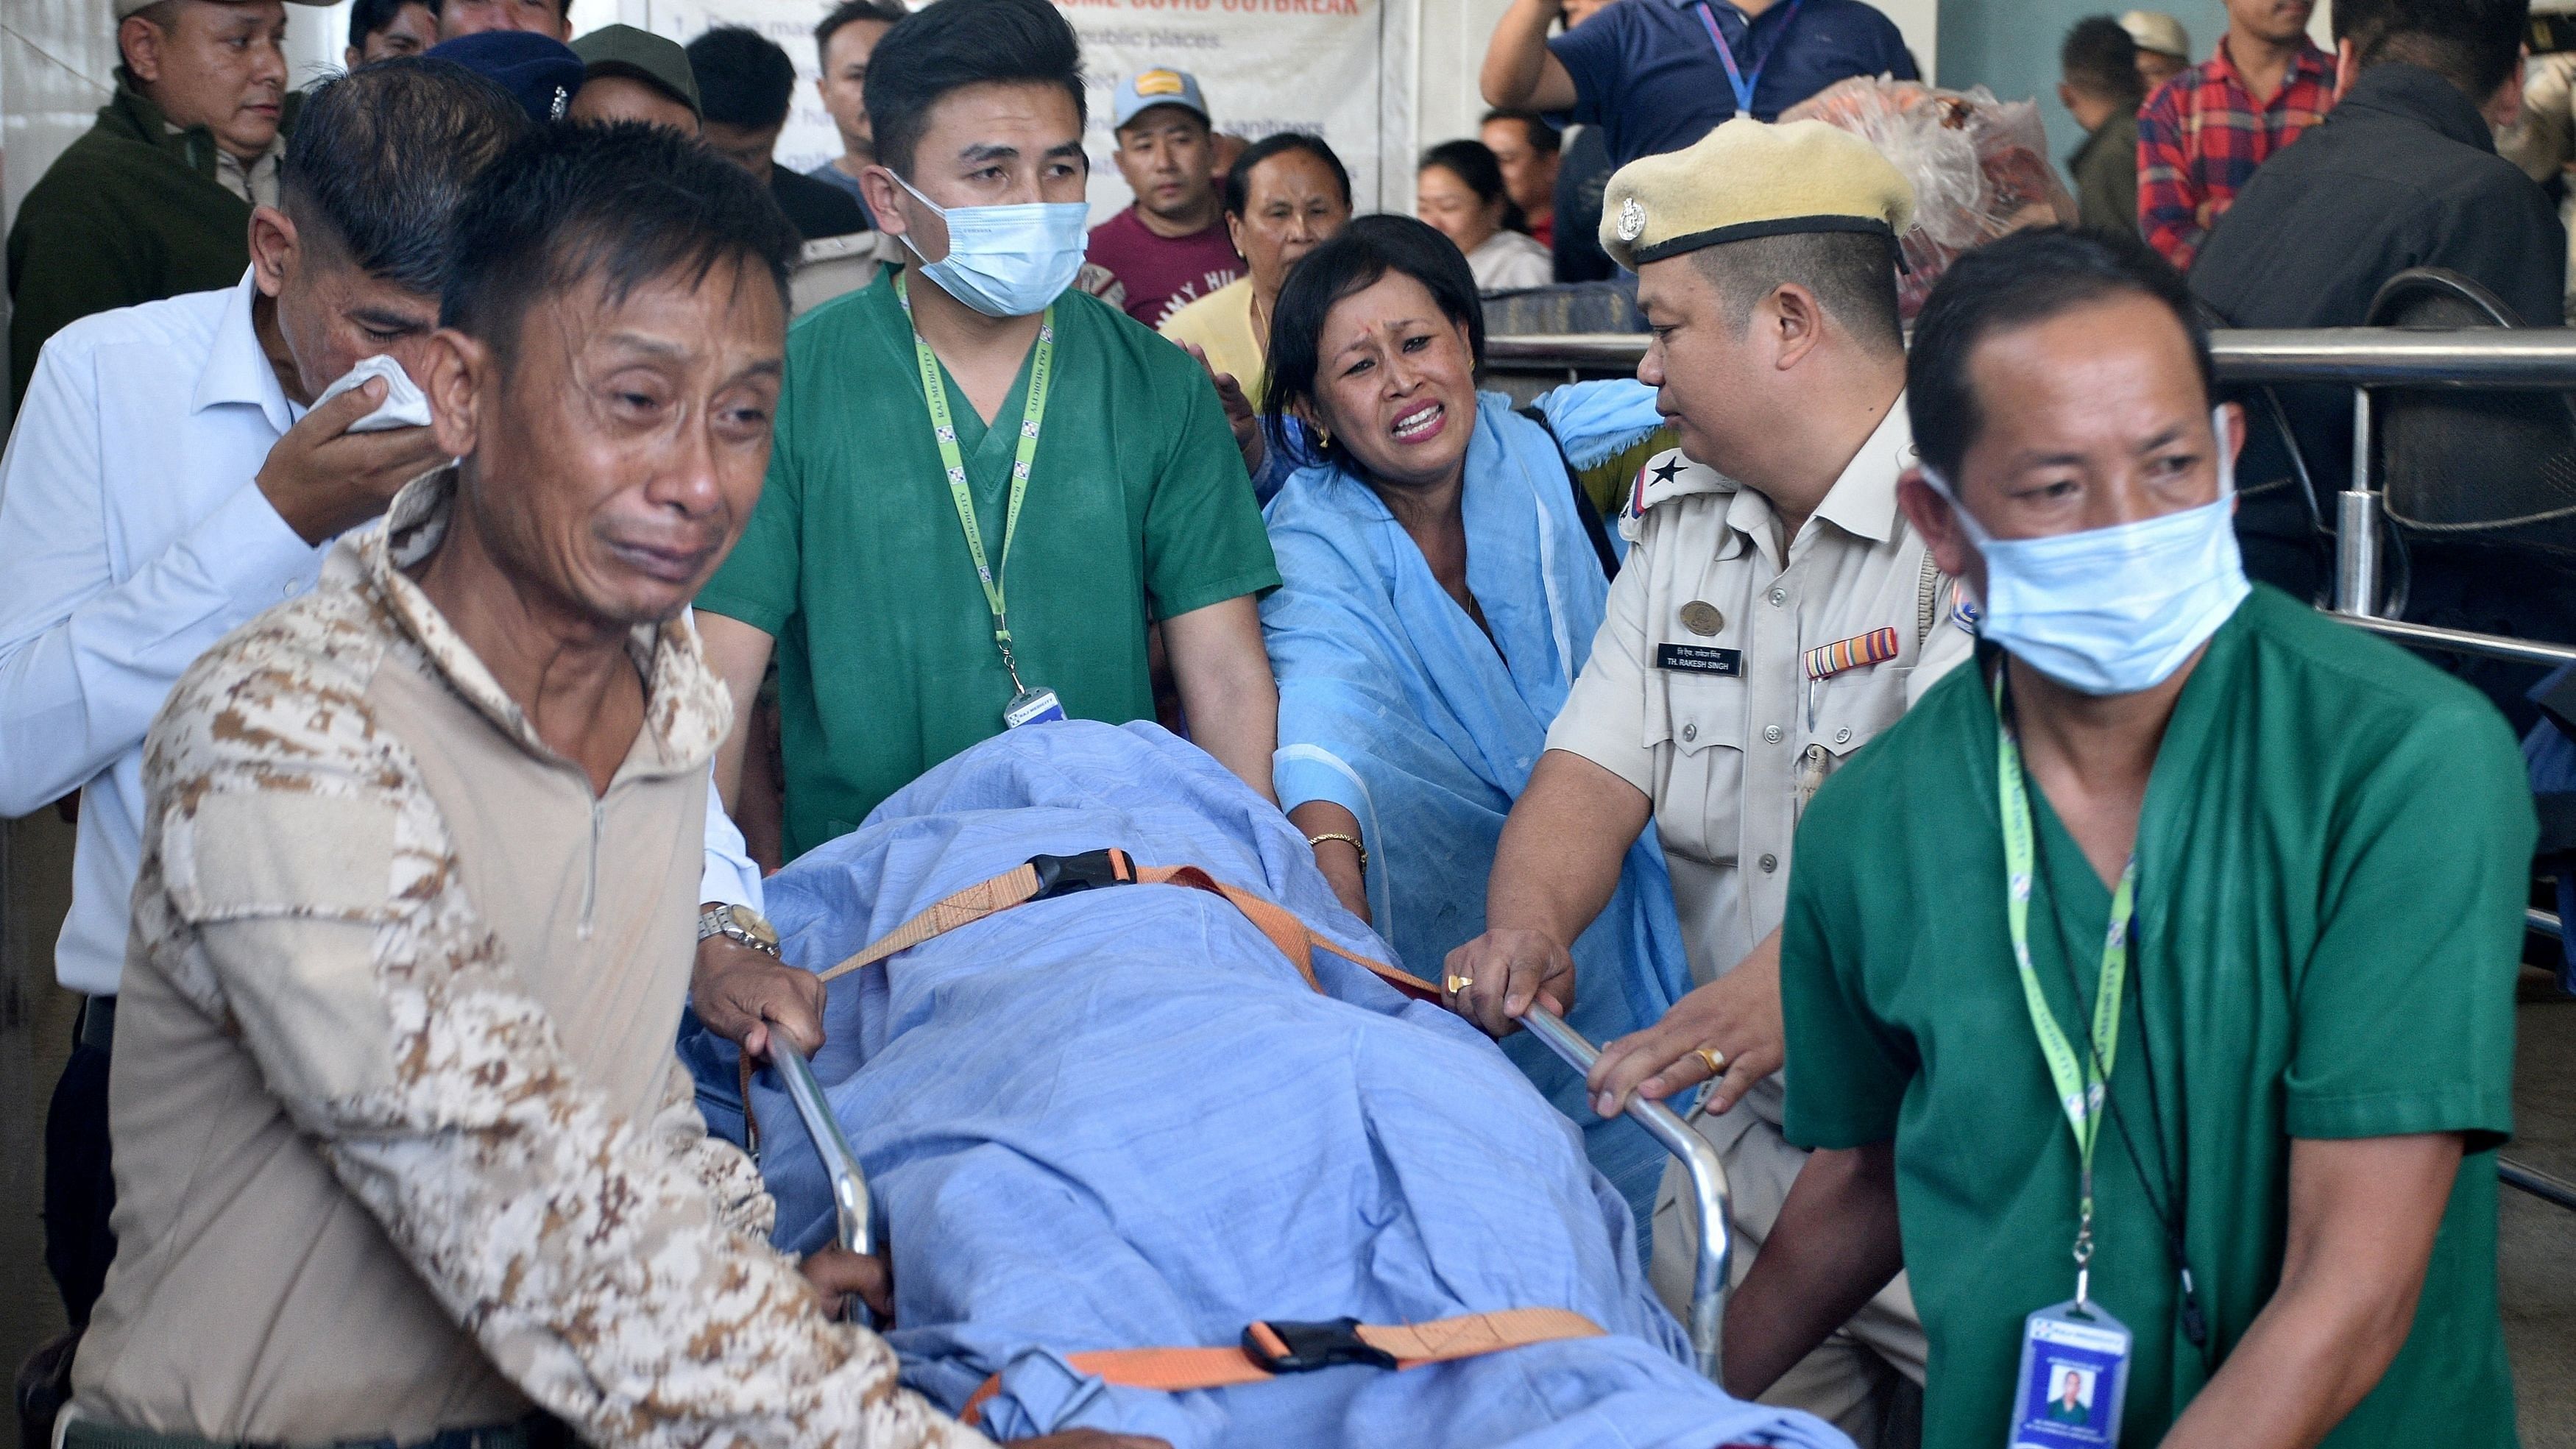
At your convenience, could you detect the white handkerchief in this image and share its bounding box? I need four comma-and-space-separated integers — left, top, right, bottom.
312, 353, 434, 433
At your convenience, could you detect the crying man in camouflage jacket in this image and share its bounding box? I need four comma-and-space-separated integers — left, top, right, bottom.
69, 118, 1158, 1449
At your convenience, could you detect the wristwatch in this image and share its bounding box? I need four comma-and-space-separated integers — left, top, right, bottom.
697, 902, 781, 957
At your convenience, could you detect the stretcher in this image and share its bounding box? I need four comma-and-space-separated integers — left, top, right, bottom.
758, 866, 1734, 1385
701, 721, 1819, 1445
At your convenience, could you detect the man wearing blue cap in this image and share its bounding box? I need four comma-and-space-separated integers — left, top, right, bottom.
1085, 68, 1243, 327
427, 29, 585, 121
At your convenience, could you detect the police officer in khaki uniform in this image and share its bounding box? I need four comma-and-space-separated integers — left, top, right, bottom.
1445, 118, 1970, 1446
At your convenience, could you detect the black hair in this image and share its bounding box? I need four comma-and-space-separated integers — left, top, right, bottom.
2333, 0, 2529, 102
1906, 227, 2214, 481
1261, 213, 1485, 472
1223, 131, 1351, 219
1479, 107, 1561, 155
280, 58, 528, 296
1419, 138, 1528, 234
440, 121, 798, 367
1688, 229, 1904, 355
2061, 16, 2145, 105
863, 0, 1084, 177
347, 0, 420, 52
685, 25, 796, 130
815, 0, 906, 67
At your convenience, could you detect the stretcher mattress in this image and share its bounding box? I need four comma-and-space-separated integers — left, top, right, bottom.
682, 721, 1847, 1448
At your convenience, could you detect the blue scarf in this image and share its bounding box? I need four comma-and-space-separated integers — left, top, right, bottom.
1260, 383, 1688, 1235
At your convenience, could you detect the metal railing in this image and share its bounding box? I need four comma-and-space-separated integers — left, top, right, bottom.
1489, 327, 2576, 674
1486, 326, 2576, 388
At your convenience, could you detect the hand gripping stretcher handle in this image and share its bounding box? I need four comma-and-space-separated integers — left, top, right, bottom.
1515, 1007, 1731, 1384
768, 1035, 877, 1328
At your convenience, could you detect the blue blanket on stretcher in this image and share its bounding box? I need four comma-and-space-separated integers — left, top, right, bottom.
681, 721, 1845, 1448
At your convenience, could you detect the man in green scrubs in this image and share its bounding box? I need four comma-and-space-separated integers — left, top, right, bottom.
690, 0, 1278, 852
688, 0, 1280, 1060
1730, 228, 2530, 1449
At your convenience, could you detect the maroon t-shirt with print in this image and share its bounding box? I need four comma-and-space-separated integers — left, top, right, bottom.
1085, 208, 1244, 329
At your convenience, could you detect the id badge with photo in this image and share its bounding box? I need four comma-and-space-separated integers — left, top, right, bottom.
2009, 1299, 2131, 1449
1003, 686, 1066, 729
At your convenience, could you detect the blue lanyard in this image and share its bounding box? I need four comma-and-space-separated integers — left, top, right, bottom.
1692, 0, 1805, 116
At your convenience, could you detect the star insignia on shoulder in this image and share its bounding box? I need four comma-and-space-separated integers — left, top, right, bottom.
1650, 457, 1685, 486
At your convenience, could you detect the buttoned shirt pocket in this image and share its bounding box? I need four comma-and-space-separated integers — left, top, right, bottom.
1799, 669, 1907, 815
1652, 667, 1748, 867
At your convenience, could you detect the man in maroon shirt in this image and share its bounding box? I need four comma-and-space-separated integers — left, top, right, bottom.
1085, 67, 1243, 327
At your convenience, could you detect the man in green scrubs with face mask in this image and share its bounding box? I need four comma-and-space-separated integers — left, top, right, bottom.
686, 0, 1282, 1057
1727, 228, 2530, 1449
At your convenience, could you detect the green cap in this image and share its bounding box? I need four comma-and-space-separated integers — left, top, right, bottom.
571, 24, 701, 118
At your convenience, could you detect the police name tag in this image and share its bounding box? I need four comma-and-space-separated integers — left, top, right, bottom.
1655, 644, 1743, 676
1003, 687, 1066, 729
2011, 1300, 2132, 1449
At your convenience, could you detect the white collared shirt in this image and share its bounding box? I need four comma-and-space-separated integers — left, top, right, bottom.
0, 270, 758, 996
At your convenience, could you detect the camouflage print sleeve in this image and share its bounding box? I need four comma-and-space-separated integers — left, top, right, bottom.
650, 1055, 777, 1244
141, 623, 990, 1449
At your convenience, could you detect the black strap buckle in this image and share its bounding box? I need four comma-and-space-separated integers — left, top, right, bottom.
1242, 1317, 1398, 1373
1027, 849, 1133, 901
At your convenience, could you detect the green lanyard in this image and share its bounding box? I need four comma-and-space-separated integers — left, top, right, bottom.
1995, 673, 2137, 1306
896, 272, 1055, 692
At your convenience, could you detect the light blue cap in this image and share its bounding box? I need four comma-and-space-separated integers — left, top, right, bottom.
1113, 68, 1209, 130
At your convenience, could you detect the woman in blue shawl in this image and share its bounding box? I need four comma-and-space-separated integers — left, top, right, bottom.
1255, 215, 1690, 1234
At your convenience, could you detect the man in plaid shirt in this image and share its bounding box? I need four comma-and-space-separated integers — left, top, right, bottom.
2137, 0, 2335, 267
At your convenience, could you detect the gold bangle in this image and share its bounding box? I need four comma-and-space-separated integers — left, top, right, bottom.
1306, 832, 1367, 875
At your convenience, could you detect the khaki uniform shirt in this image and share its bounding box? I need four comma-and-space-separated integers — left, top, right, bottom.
77, 472, 983, 1449
1545, 397, 1972, 1127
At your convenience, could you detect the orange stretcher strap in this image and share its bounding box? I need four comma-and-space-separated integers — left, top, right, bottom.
744, 850, 1439, 1157
813, 851, 1138, 985
958, 1309, 1606, 1427
813, 849, 1441, 1002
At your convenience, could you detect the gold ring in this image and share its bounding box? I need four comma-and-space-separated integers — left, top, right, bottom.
1446, 974, 1474, 996
1694, 1046, 1728, 1077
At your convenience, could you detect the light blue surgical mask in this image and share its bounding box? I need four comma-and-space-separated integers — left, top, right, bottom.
1925, 408, 2251, 696
892, 172, 1090, 318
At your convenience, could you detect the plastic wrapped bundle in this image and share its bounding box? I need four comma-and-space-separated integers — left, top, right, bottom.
1785, 76, 2077, 316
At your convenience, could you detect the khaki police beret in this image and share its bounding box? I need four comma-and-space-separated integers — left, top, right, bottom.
1598, 116, 1916, 272
2120, 10, 2190, 60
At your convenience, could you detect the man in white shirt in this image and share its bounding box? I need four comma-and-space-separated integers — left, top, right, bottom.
0, 60, 549, 1354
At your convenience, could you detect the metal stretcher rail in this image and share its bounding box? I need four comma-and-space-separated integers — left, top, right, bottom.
765, 1010, 1732, 1381
1517, 1007, 1730, 1382
770, 1036, 877, 1325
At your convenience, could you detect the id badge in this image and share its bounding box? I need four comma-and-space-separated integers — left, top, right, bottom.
2009, 1299, 2131, 1449
1002, 686, 1066, 729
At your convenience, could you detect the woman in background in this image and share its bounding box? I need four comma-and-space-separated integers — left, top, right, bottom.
1258, 215, 1684, 1236
1416, 139, 1554, 292
1161, 132, 1354, 409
